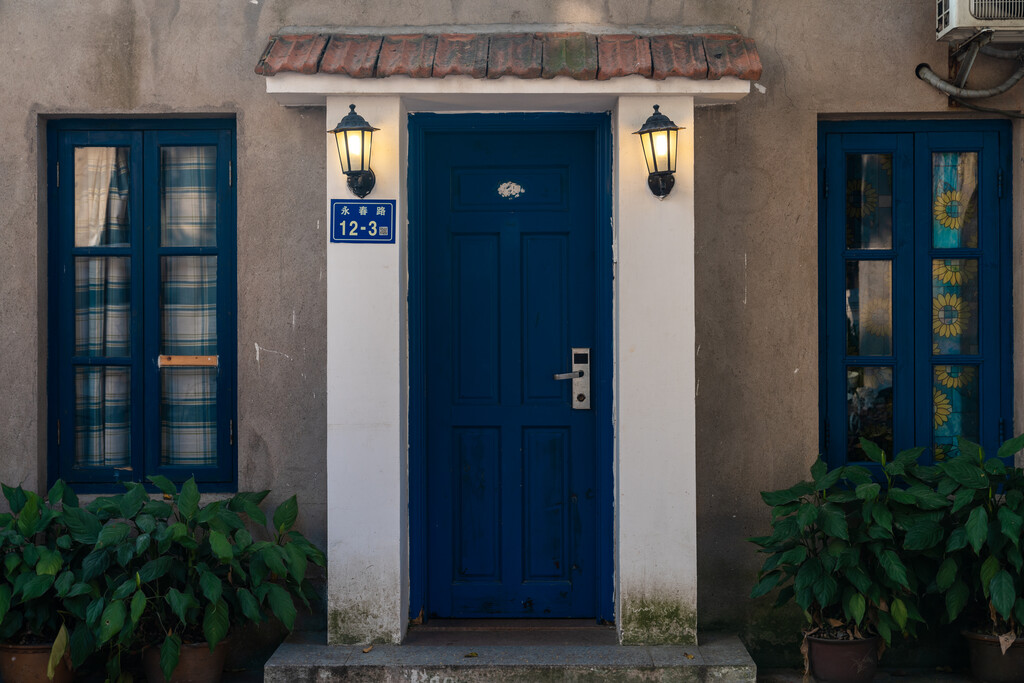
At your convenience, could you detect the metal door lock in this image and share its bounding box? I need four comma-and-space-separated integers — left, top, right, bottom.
554, 347, 590, 410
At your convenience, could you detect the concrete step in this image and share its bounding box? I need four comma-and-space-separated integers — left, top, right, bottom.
264, 631, 756, 682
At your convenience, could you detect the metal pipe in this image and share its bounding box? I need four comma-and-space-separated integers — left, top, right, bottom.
980, 44, 1024, 59
916, 61, 1024, 98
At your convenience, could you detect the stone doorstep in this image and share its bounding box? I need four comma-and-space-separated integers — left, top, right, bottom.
263, 632, 756, 682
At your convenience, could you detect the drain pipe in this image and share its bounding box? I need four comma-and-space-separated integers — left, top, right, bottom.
916, 61, 1024, 98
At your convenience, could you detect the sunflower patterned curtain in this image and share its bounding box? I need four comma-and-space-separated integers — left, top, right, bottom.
931, 152, 980, 460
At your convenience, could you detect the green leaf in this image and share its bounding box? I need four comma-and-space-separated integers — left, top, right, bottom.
199, 569, 223, 605
0, 585, 11, 624
148, 475, 177, 496
966, 506, 989, 554
990, 570, 1016, 619
54, 571, 74, 597
119, 484, 148, 519
135, 533, 151, 555
179, 478, 200, 520
166, 588, 198, 625
273, 496, 299, 533
97, 600, 125, 645
999, 507, 1023, 546
952, 488, 976, 514
160, 633, 182, 682
859, 439, 886, 464
35, 548, 62, 576
848, 591, 866, 625
904, 520, 944, 550
872, 504, 893, 533
888, 488, 916, 505
997, 434, 1024, 460
818, 505, 849, 540
813, 571, 839, 609
261, 545, 289, 577
855, 483, 880, 501
138, 556, 173, 583
877, 549, 910, 588
69, 623, 94, 669
947, 527, 968, 553
947, 580, 970, 621
751, 572, 783, 599
62, 506, 102, 544
86, 597, 105, 628
906, 484, 949, 510
815, 467, 843, 492
810, 459, 827, 483
208, 530, 233, 562
981, 556, 1001, 598
48, 624, 69, 681
135, 514, 156, 534
941, 455, 989, 489
891, 598, 908, 630
16, 495, 40, 538
2, 484, 27, 514
81, 549, 111, 581
877, 611, 893, 645
203, 600, 230, 647
285, 542, 308, 583
895, 447, 926, 468
265, 583, 297, 630
237, 587, 261, 621
112, 578, 136, 601
761, 482, 814, 507
130, 590, 145, 624
936, 558, 958, 591
19, 574, 55, 601
235, 528, 253, 550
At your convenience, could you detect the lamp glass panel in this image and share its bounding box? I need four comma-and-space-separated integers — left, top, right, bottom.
640, 133, 655, 175
652, 130, 670, 173
361, 131, 372, 172
667, 128, 678, 173
335, 134, 351, 174
346, 131, 363, 171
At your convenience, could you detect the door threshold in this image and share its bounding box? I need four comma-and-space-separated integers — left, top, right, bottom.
405, 619, 617, 646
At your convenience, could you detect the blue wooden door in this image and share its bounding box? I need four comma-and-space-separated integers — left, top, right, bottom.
420, 118, 605, 618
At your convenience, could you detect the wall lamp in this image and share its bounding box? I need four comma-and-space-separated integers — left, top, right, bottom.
329, 104, 378, 198
634, 105, 682, 199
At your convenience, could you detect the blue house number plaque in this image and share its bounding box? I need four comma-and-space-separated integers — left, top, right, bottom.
330, 199, 396, 244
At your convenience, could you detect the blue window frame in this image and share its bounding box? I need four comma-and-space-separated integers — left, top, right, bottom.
819, 120, 1012, 469
47, 120, 237, 491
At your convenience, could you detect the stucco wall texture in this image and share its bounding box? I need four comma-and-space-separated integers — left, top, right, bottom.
2, 0, 1023, 663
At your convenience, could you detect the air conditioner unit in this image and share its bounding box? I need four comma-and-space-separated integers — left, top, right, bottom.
937, 0, 1024, 41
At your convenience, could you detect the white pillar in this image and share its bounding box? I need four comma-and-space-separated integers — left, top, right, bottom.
325, 95, 406, 644
615, 95, 698, 644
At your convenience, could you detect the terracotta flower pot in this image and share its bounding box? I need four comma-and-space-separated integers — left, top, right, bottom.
963, 630, 1024, 683
142, 639, 229, 683
805, 635, 879, 683
0, 641, 74, 683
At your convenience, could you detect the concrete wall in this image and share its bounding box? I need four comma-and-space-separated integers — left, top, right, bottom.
2, 0, 1023, 665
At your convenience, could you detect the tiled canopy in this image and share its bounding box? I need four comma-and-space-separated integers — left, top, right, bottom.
255, 32, 762, 82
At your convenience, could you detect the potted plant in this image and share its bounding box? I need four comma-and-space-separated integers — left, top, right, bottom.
63, 477, 324, 683
925, 435, 1024, 683
749, 442, 927, 682
0, 481, 78, 683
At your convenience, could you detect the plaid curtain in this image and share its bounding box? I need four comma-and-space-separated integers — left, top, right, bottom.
73, 147, 132, 467
160, 146, 218, 467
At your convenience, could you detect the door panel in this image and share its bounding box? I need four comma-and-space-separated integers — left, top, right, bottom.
423, 125, 600, 617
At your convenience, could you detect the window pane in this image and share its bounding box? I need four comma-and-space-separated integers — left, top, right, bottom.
161, 256, 217, 355
932, 258, 979, 355
161, 146, 217, 247
74, 367, 130, 468
161, 368, 217, 467
933, 364, 980, 461
846, 153, 893, 249
75, 257, 130, 357
932, 152, 978, 249
74, 147, 131, 247
846, 366, 893, 461
846, 260, 892, 356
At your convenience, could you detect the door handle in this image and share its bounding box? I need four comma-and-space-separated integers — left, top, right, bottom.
556, 348, 590, 410
553, 371, 584, 380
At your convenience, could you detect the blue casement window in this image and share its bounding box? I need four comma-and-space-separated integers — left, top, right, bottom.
48, 120, 237, 491
819, 121, 1012, 468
